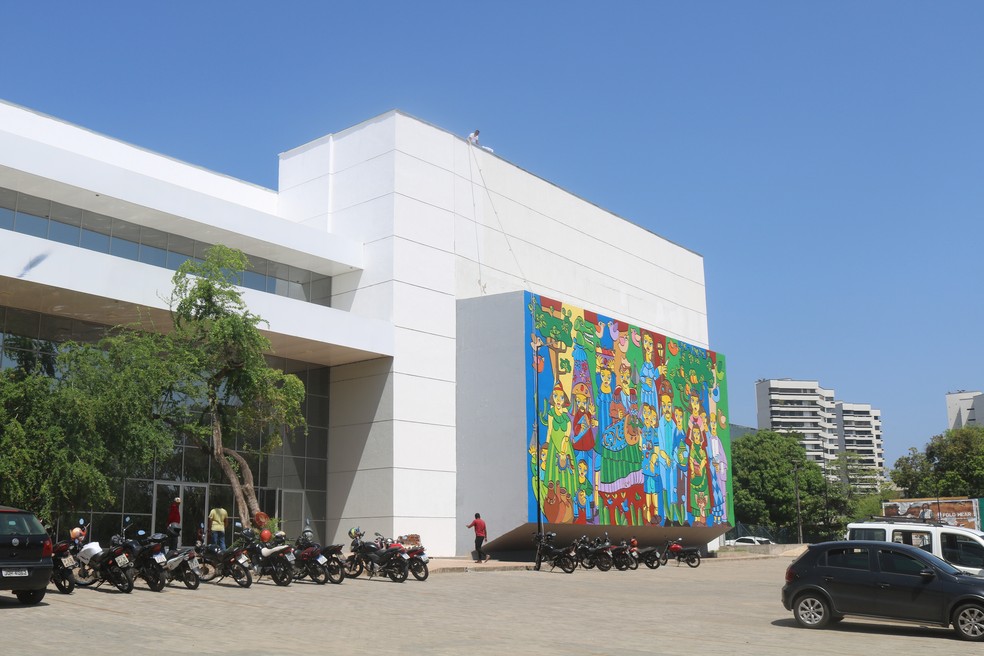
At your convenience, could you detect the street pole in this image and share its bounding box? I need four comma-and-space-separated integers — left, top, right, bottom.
793, 462, 803, 544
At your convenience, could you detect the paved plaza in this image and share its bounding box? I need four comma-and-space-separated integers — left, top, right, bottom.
1, 555, 980, 655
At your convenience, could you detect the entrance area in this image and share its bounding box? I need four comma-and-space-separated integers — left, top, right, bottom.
154, 482, 208, 547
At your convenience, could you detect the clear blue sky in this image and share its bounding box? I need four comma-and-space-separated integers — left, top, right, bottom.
3, 2, 982, 467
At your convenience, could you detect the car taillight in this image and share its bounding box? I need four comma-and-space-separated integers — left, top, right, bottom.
784, 566, 798, 583
42, 537, 53, 558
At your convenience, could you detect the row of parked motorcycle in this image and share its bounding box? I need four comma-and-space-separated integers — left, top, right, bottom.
48, 518, 431, 594
533, 532, 702, 573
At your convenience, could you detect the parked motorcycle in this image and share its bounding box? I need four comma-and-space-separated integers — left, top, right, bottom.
292, 529, 330, 584
397, 534, 429, 582
659, 537, 701, 568
632, 537, 662, 569
611, 538, 639, 571
241, 528, 294, 586
49, 526, 86, 593
317, 542, 346, 584
573, 533, 614, 571
198, 541, 253, 588
119, 523, 168, 592
74, 521, 136, 593
343, 528, 409, 582
532, 532, 576, 573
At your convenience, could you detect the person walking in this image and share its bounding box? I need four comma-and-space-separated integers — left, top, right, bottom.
467, 512, 489, 563
208, 506, 229, 551
167, 497, 181, 550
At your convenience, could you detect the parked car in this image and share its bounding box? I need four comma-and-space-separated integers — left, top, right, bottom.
782, 540, 984, 641
726, 536, 773, 546
847, 516, 984, 575
0, 505, 53, 605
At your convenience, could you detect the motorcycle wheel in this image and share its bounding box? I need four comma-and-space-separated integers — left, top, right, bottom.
326, 558, 345, 584
644, 554, 661, 570
613, 554, 630, 571
628, 555, 639, 571
270, 560, 292, 586
388, 560, 409, 583
73, 565, 97, 587
229, 562, 252, 588
183, 569, 201, 590
145, 568, 166, 592
686, 553, 701, 568
198, 561, 218, 582
111, 568, 134, 593
53, 568, 75, 594
344, 557, 363, 578
308, 563, 329, 585
659, 552, 669, 567
579, 555, 595, 570
595, 553, 613, 572
557, 555, 576, 574
409, 557, 429, 582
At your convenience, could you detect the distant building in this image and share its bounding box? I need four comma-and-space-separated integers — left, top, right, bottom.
755, 379, 884, 492
946, 391, 982, 430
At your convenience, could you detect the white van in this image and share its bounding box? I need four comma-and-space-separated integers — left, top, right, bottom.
847, 517, 984, 575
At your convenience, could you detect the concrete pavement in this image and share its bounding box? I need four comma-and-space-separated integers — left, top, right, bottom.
2, 552, 978, 655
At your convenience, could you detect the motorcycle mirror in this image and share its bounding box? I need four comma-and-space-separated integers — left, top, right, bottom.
79, 518, 85, 525
200, 522, 205, 528
124, 516, 131, 524
137, 529, 146, 536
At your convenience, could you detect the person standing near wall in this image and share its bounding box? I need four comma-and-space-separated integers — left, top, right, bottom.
467, 512, 489, 563
168, 497, 181, 550
208, 506, 229, 551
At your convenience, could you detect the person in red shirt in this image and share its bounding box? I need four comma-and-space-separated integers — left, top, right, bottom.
467, 512, 489, 563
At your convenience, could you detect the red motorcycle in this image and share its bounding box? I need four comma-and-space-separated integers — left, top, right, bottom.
659, 537, 701, 568
397, 534, 429, 581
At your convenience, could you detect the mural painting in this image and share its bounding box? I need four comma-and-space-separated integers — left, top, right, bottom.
525, 292, 732, 528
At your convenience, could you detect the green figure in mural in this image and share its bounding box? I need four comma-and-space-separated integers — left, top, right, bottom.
540, 382, 577, 509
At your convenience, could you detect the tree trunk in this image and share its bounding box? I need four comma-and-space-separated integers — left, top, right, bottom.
210, 408, 262, 528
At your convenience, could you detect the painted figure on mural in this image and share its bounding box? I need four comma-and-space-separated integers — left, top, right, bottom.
641, 402, 666, 525
570, 382, 597, 522
708, 411, 728, 526
687, 419, 712, 526
639, 332, 664, 411
540, 382, 576, 502
595, 355, 615, 436
671, 406, 690, 526
597, 401, 644, 525
656, 392, 676, 526
573, 459, 594, 524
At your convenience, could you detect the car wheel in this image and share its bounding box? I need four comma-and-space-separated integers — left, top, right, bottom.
954, 603, 984, 641
793, 592, 831, 629
15, 589, 46, 605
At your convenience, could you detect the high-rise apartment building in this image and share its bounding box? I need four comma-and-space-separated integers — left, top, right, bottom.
946, 391, 982, 430
756, 379, 884, 490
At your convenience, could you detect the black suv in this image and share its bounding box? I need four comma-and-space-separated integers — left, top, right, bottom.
783, 540, 984, 641
0, 505, 52, 604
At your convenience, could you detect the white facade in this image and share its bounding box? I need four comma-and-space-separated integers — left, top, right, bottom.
756, 379, 884, 488
946, 391, 982, 430
0, 101, 709, 555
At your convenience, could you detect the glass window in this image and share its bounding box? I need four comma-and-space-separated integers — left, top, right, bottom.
0, 188, 15, 229
139, 229, 168, 267
287, 267, 311, 301
849, 528, 886, 541
306, 459, 326, 492
48, 202, 82, 246
306, 426, 328, 459
942, 533, 984, 569
878, 549, 926, 575
825, 546, 869, 570
5, 307, 40, 339
309, 276, 332, 306
183, 446, 211, 483
307, 396, 329, 428
110, 220, 140, 261
39, 315, 74, 342
13, 209, 49, 238
166, 234, 195, 269
242, 255, 267, 291
80, 211, 112, 253
892, 529, 932, 551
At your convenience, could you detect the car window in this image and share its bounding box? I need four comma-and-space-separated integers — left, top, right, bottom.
0, 513, 44, 536
878, 549, 927, 575
850, 528, 886, 541
825, 546, 870, 570
942, 532, 984, 569
891, 529, 932, 552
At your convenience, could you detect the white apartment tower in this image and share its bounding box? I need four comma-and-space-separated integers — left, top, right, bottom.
756, 379, 884, 489
946, 391, 982, 430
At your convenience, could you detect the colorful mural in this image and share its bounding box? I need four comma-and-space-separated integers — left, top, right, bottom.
525, 292, 732, 528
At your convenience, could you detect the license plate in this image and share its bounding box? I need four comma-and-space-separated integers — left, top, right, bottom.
61, 555, 76, 567
115, 554, 130, 567
316, 555, 327, 565
188, 558, 199, 568
237, 554, 248, 565
284, 552, 295, 562
2, 568, 28, 577
401, 552, 410, 560
154, 553, 166, 564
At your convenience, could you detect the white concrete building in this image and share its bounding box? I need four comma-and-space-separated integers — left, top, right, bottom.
0, 100, 719, 555
756, 379, 884, 489
946, 391, 982, 430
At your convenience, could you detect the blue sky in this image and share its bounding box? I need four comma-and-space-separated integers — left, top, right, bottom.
3, 2, 982, 467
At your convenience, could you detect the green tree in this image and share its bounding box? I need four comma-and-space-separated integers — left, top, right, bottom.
890, 427, 984, 498
0, 330, 176, 521
167, 245, 306, 526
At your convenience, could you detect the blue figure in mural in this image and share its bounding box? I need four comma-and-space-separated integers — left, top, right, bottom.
639, 332, 662, 411
641, 403, 665, 525
595, 356, 614, 437
671, 406, 690, 526
657, 392, 676, 526
708, 412, 728, 526
573, 458, 594, 524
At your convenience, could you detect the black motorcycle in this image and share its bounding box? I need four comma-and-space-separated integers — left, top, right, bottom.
120, 524, 168, 592
611, 538, 639, 571
573, 533, 614, 571
344, 528, 409, 582
241, 529, 295, 586
532, 532, 576, 573
74, 523, 135, 593
198, 541, 253, 588
50, 530, 84, 593
633, 538, 662, 569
